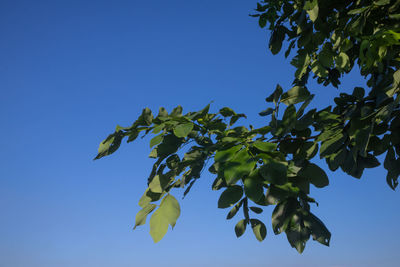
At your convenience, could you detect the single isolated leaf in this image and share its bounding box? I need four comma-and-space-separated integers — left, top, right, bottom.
161, 194, 181, 228
250, 207, 263, 214
218, 185, 243, 208
259, 108, 274, 116
134, 204, 156, 229
226, 200, 243, 220
149, 207, 169, 243
250, 219, 267, 241
235, 219, 247, 237
94, 133, 123, 160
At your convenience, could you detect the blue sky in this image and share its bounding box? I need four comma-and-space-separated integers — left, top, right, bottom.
1, 1, 399, 266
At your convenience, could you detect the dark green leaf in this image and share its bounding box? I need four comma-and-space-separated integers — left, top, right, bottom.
259, 108, 274, 116
223, 149, 256, 185
250, 207, 263, 214
269, 26, 286, 55
226, 200, 243, 220
281, 86, 311, 105
304, 213, 331, 246
220, 107, 236, 117
271, 198, 298, 234
266, 84, 283, 104
299, 163, 329, 188
218, 185, 243, 209
260, 159, 288, 185
235, 219, 247, 237
250, 219, 267, 242
244, 176, 264, 203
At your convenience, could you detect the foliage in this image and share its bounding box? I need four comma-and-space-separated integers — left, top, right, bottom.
94, 0, 400, 253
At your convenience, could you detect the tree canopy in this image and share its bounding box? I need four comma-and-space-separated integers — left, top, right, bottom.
94, 0, 400, 253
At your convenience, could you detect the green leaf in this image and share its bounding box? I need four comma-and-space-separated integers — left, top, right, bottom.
214, 145, 242, 163
151, 134, 183, 159
161, 194, 181, 228
374, 0, 390, 6
318, 49, 334, 68
173, 122, 194, 138
306, 0, 319, 22
336, 52, 350, 71
250, 219, 267, 242
259, 108, 274, 116
266, 84, 283, 104
250, 207, 263, 214
138, 189, 160, 208
157, 107, 168, 118
218, 185, 243, 208
299, 163, 329, 188
134, 204, 156, 229
320, 133, 346, 157
220, 107, 236, 117
170, 105, 183, 117
281, 86, 311, 105
141, 108, 153, 126
311, 61, 329, 77
166, 154, 180, 169
297, 95, 315, 118
259, 13, 267, 28
269, 26, 286, 55
152, 124, 164, 134
235, 219, 247, 237
352, 87, 365, 100
148, 175, 171, 193
384, 147, 400, 190
285, 214, 310, 253
292, 50, 311, 79
223, 149, 256, 185
277, 104, 297, 135
260, 159, 288, 185
226, 200, 243, 220
347, 6, 369, 15
150, 134, 163, 148
304, 213, 331, 246
252, 141, 277, 152
244, 176, 264, 202
148, 194, 180, 242
94, 133, 123, 160
149, 207, 169, 243
271, 199, 298, 234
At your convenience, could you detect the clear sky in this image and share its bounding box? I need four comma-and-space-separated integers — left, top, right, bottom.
1, 1, 399, 267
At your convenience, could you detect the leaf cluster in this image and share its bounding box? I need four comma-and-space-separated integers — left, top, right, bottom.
95, 0, 400, 253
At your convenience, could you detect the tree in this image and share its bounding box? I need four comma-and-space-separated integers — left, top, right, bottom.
94, 0, 400, 253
